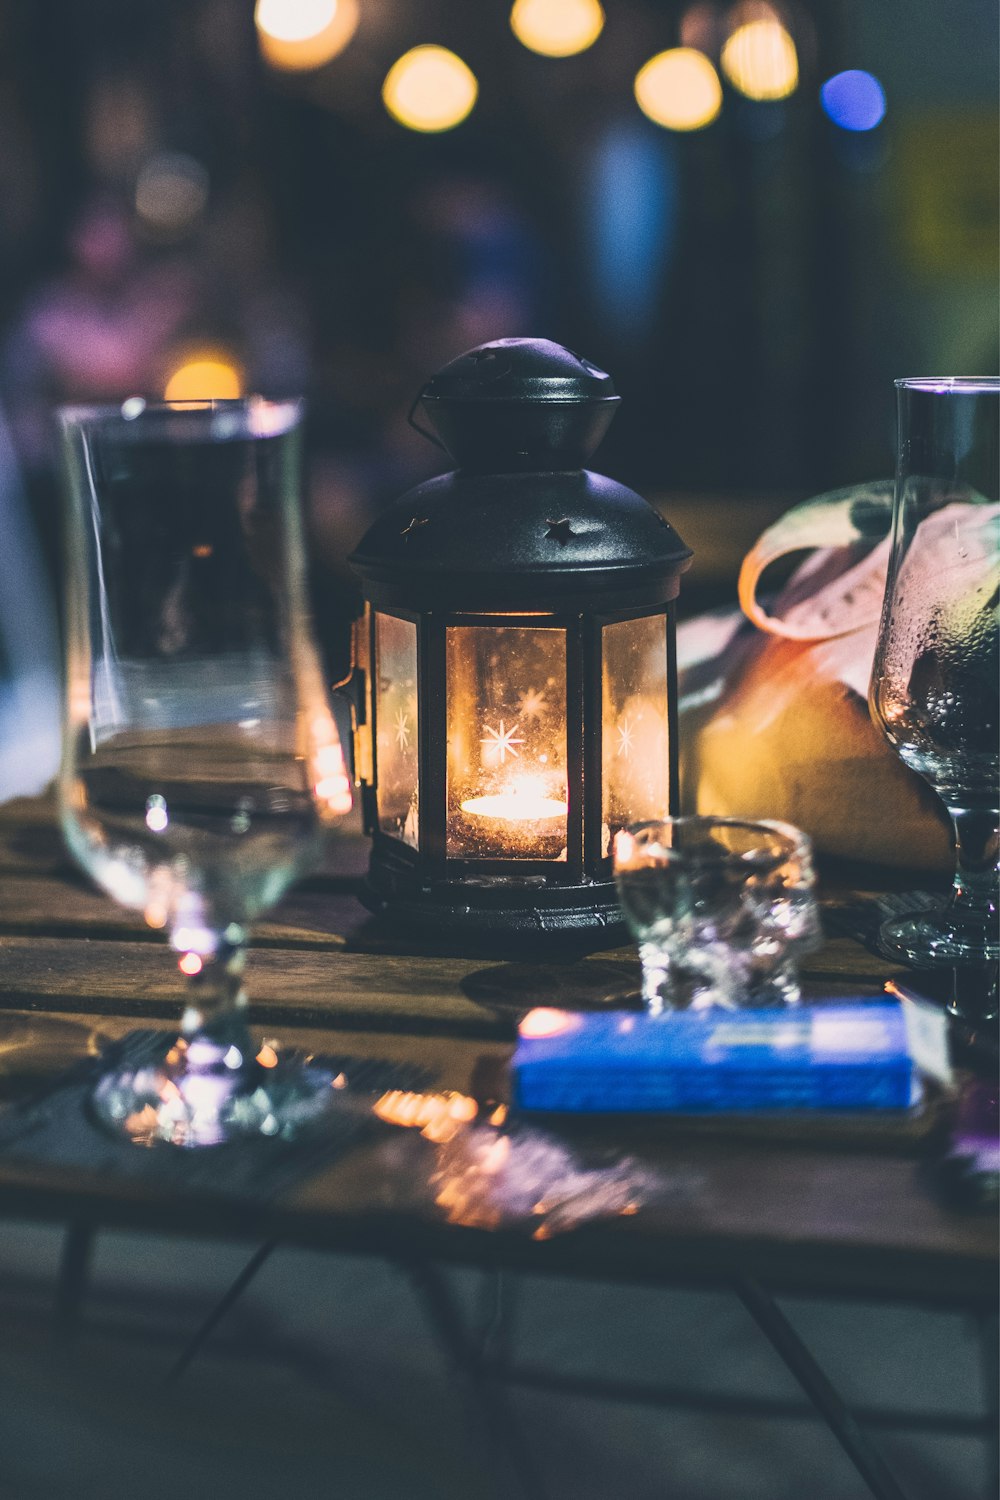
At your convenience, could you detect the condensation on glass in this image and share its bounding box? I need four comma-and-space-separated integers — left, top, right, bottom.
375, 613, 418, 848
446, 624, 567, 859
602, 613, 669, 854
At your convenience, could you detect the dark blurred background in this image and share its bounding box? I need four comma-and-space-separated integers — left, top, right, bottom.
0, 0, 996, 623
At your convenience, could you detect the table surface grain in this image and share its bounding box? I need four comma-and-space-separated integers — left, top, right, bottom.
0, 796, 994, 1309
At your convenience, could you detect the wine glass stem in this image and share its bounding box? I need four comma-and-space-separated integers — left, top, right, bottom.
944, 803, 999, 924
179, 938, 249, 1041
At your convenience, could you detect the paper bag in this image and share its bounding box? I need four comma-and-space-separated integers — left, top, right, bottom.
677, 482, 951, 871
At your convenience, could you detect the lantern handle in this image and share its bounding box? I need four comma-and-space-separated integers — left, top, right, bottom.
407, 386, 449, 452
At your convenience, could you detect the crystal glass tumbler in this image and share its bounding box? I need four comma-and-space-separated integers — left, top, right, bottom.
614, 817, 821, 1013
57, 397, 352, 1146
869, 378, 999, 965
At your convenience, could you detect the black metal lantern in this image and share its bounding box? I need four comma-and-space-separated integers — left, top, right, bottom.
348, 338, 691, 938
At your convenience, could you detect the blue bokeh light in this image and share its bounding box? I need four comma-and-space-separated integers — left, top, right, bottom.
585, 120, 678, 339
820, 70, 886, 132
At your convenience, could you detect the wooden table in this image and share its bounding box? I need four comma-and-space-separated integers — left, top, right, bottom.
0, 796, 996, 1500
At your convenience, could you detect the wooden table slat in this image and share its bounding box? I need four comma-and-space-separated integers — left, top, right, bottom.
0, 795, 994, 1310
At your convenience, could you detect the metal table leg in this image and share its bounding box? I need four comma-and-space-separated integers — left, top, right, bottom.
736, 1277, 911, 1500
474, 1267, 518, 1372
980, 1312, 999, 1499
165, 1240, 277, 1383
53, 1222, 94, 1343
400, 1257, 547, 1500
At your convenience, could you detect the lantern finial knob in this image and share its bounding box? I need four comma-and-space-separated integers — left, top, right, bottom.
412, 337, 620, 473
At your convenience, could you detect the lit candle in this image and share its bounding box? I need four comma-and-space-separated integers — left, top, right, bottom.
461, 773, 567, 829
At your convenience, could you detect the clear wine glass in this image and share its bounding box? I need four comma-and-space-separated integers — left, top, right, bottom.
57, 397, 353, 1146
869, 377, 999, 965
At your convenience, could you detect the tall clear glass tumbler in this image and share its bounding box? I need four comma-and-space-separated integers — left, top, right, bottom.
869, 378, 999, 965
57, 398, 353, 1146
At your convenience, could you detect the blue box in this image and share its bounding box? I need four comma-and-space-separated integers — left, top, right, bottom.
512, 1004, 917, 1113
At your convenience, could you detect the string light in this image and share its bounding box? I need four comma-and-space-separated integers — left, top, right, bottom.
164, 354, 242, 401
382, 46, 478, 133
720, 19, 798, 101
634, 48, 722, 132
510, 0, 605, 58
255, 0, 359, 72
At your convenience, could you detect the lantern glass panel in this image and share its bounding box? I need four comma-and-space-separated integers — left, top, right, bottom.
375, 612, 419, 848
446, 624, 567, 859
602, 613, 670, 850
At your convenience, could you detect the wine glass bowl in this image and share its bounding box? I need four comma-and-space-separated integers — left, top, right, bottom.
58, 397, 352, 1146
868, 378, 999, 966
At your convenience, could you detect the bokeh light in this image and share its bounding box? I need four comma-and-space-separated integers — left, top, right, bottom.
720, 19, 798, 100
135, 152, 208, 236
164, 354, 243, 401
634, 49, 722, 132
373, 1088, 480, 1142
314, 739, 353, 815
144, 793, 168, 833
510, 0, 605, 58
256, 0, 336, 41
382, 46, 478, 133
821, 70, 886, 132
679, 2, 720, 54
519, 1007, 579, 1038
255, 0, 359, 72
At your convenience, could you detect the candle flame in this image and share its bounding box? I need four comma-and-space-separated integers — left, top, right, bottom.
461, 774, 567, 823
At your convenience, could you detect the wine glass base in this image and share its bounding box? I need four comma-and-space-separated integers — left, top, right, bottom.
879, 908, 1000, 967
92, 1033, 349, 1148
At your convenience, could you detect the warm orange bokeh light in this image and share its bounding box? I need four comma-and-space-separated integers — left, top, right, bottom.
178, 951, 203, 976
634, 48, 723, 131
313, 735, 353, 816
518, 1007, 578, 1039
255, 0, 359, 71
373, 1089, 481, 1141
510, 0, 605, 58
382, 47, 478, 133
164, 355, 242, 401
720, 19, 798, 100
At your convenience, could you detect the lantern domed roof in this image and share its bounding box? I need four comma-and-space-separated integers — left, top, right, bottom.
413, 337, 618, 472
422, 337, 616, 404
349, 338, 691, 613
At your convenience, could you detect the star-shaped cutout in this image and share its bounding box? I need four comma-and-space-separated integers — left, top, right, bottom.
400, 516, 429, 540
517, 686, 548, 719
481, 719, 524, 764
616, 718, 634, 759
394, 709, 411, 750
545, 517, 576, 545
